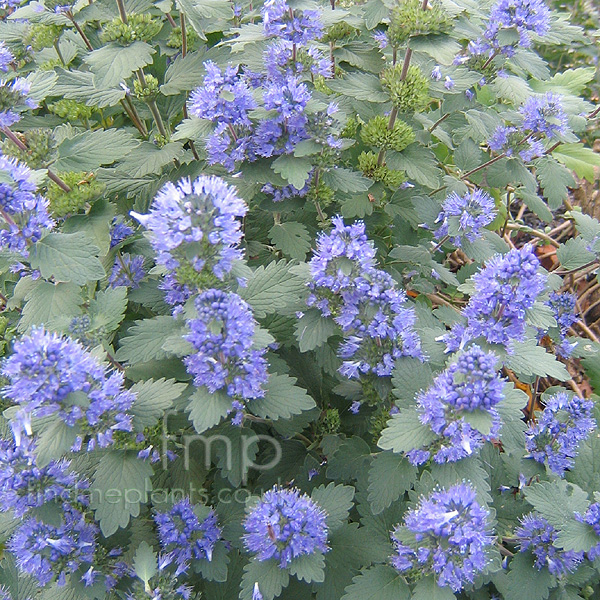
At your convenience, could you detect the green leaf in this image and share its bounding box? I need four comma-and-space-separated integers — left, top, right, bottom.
240, 559, 290, 600
367, 451, 417, 514
411, 575, 456, 600
555, 519, 600, 553
494, 552, 555, 600
161, 50, 207, 95
30, 232, 105, 285
88, 286, 128, 333
288, 553, 326, 583
185, 386, 232, 434
62, 198, 115, 255
130, 378, 187, 430
531, 67, 596, 95
321, 168, 372, 193
117, 141, 185, 178
462, 409, 494, 436
505, 340, 570, 381
53, 68, 126, 108
133, 541, 157, 585
391, 357, 433, 405
251, 373, 316, 421
557, 237, 595, 271
272, 155, 313, 190
378, 408, 437, 454
294, 309, 337, 353
0, 555, 38, 600
387, 145, 442, 189
84, 42, 155, 88
326, 437, 372, 481
311, 482, 355, 531
328, 72, 388, 102
492, 74, 533, 103
515, 188, 553, 223
269, 222, 311, 261
90, 450, 153, 537
115, 316, 179, 364
342, 565, 410, 600
523, 480, 589, 529
241, 261, 307, 318
54, 128, 140, 171
35, 418, 79, 466
19, 281, 83, 332
535, 157, 575, 210
571, 211, 600, 243
553, 143, 600, 183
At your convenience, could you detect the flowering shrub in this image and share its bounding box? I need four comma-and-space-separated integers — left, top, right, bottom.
1, 0, 600, 598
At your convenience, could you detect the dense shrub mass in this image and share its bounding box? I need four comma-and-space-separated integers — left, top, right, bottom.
1, 0, 600, 598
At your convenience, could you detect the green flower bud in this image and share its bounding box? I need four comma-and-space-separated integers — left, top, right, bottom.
322, 22, 359, 43
388, 0, 451, 48
27, 23, 63, 51
381, 64, 430, 113
1, 129, 56, 170
358, 151, 406, 188
166, 25, 201, 50
134, 74, 160, 101
313, 75, 334, 95
46, 172, 105, 218
320, 408, 341, 434
49, 99, 95, 121
102, 14, 163, 45
361, 115, 416, 152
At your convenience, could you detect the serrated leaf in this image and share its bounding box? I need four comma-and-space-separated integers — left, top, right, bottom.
535, 157, 575, 210
53, 68, 126, 108
321, 168, 372, 193
328, 72, 388, 101
133, 541, 157, 584
272, 155, 312, 190
90, 450, 153, 537
35, 418, 79, 466
378, 408, 437, 454
294, 309, 337, 353
161, 50, 207, 95
557, 237, 595, 271
326, 437, 372, 482
553, 143, 600, 183
269, 222, 311, 261
250, 373, 316, 421
342, 565, 410, 600
185, 386, 232, 433
387, 145, 442, 189
54, 128, 140, 171
505, 340, 570, 381
84, 42, 155, 88
411, 575, 456, 600
462, 408, 494, 436
241, 261, 307, 318
555, 519, 600, 553
118, 141, 185, 178
494, 552, 555, 600
367, 451, 417, 514
130, 378, 187, 430
391, 357, 433, 405
288, 553, 326, 583
115, 316, 179, 364
30, 232, 105, 285
19, 281, 83, 332
523, 480, 589, 529
311, 482, 355, 531
62, 198, 115, 255
240, 559, 290, 600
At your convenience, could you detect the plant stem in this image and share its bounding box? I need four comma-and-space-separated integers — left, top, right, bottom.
136, 70, 170, 139
181, 12, 188, 58
54, 40, 66, 65
429, 112, 450, 133
115, 0, 127, 23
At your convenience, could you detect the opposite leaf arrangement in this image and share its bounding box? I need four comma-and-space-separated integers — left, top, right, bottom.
1, 0, 600, 599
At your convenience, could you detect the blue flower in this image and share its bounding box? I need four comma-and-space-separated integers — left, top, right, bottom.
109, 218, 135, 248
525, 391, 596, 476
184, 289, 269, 403
577, 503, 600, 560
0, 437, 89, 518
0, 78, 37, 128
488, 125, 517, 154
243, 486, 329, 567
519, 92, 569, 139
154, 499, 222, 575
443, 245, 545, 350
486, 0, 551, 49
8, 504, 97, 586
0, 43, 13, 72
390, 483, 494, 592
434, 189, 497, 247
516, 513, 583, 575
262, 0, 323, 44
544, 291, 577, 358
2, 328, 135, 450
0, 153, 54, 257
132, 175, 247, 305
408, 346, 504, 465
109, 253, 145, 289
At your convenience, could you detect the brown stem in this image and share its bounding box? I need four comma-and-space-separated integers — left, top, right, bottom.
67, 11, 94, 50
180, 12, 187, 58
47, 169, 72, 192
166, 12, 176, 27
481, 49, 500, 71
429, 112, 450, 133
115, 0, 128, 23
2, 127, 27, 151
136, 70, 169, 139
461, 152, 507, 179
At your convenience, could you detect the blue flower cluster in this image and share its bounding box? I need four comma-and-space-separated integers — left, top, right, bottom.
516, 513, 583, 575
2, 328, 135, 450
109, 217, 135, 248
109, 253, 145, 289
391, 483, 494, 592
469, 0, 550, 58
577, 503, 600, 560
132, 175, 247, 306
243, 486, 329, 567
525, 391, 596, 476
433, 189, 497, 247
154, 499, 222, 576
0, 42, 13, 72
408, 346, 504, 465
0, 153, 54, 257
0, 77, 37, 128
184, 289, 269, 422
545, 291, 578, 358
187, 0, 337, 175
489, 93, 568, 161
8, 503, 97, 586
308, 216, 422, 378
443, 245, 545, 351
0, 437, 88, 518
